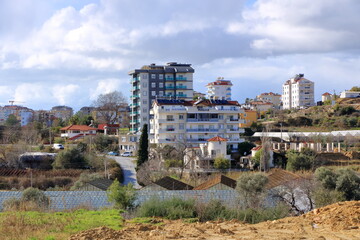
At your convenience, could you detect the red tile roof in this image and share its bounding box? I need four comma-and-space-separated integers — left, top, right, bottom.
206, 80, 233, 86
252, 146, 262, 151
207, 136, 227, 142
60, 125, 98, 131
322, 92, 331, 96
194, 175, 237, 190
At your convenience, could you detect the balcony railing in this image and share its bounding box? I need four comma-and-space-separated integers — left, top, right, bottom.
186, 128, 219, 132
176, 94, 187, 97
176, 77, 187, 81
176, 85, 187, 89
187, 119, 219, 122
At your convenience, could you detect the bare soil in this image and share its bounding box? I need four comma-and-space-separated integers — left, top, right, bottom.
69, 201, 360, 240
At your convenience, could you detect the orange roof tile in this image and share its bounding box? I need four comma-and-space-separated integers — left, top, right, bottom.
60, 125, 98, 131
207, 136, 227, 142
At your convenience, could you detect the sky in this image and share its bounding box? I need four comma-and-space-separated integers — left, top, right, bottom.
0, 0, 359, 111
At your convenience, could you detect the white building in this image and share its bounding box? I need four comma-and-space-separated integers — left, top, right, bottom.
60, 125, 97, 140
206, 78, 232, 100
321, 92, 333, 102
0, 105, 33, 126
149, 99, 245, 152
128, 62, 194, 133
282, 74, 315, 109
340, 90, 360, 98
256, 92, 281, 107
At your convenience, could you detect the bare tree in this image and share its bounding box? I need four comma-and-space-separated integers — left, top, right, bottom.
92, 91, 127, 124
260, 124, 271, 172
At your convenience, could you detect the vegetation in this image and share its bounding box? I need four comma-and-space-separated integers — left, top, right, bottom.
4, 187, 49, 211
107, 180, 136, 210
137, 124, 149, 168
236, 173, 268, 209
213, 156, 230, 169
52, 147, 88, 169
286, 148, 317, 171
237, 141, 255, 156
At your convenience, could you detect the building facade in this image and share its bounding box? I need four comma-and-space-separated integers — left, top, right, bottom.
321, 92, 333, 102
129, 62, 194, 133
206, 78, 232, 100
149, 99, 245, 151
282, 74, 315, 109
340, 90, 360, 98
256, 92, 281, 107
239, 109, 257, 128
0, 105, 33, 126
50, 106, 73, 121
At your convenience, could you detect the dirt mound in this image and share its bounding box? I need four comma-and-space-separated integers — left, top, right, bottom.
69, 201, 360, 240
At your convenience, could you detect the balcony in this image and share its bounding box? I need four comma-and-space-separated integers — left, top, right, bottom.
159, 107, 186, 112
176, 94, 187, 98
226, 118, 244, 123
176, 85, 188, 89
165, 85, 175, 89
186, 128, 219, 132
176, 76, 187, 81
165, 77, 174, 81
130, 95, 139, 99
186, 138, 208, 143
187, 118, 219, 123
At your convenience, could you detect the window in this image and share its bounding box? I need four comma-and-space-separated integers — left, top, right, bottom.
152, 91, 156, 96
151, 74, 156, 79
151, 82, 156, 88
159, 91, 163, 96
142, 82, 147, 87
143, 117, 147, 121
159, 74, 163, 80
159, 82, 163, 88
143, 100, 147, 104
142, 74, 147, 79
179, 114, 184, 119
143, 91, 147, 96
179, 123, 184, 129
121, 137, 126, 142
143, 108, 147, 112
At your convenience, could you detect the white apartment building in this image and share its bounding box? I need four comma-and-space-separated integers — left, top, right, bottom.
149, 99, 245, 151
282, 74, 315, 109
256, 92, 281, 107
206, 78, 232, 100
129, 62, 194, 133
340, 90, 360, 98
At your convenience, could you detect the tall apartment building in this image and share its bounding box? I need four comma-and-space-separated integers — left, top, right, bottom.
128, 62, 194, 133
149, 99, 245, 151
50, 106, 73, 120
282, 74, 315, 109
206, 78, 232, 100
0, 105, 33, 126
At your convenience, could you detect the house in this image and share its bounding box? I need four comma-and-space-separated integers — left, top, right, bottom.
266, 168, 302, 190
140, 176, 193, 191
206, 78, 233, 100
79, 179, 114, 191
239, 109, 257, 128
321, 92, 333, 102
149, 99, 245, 152
251, 145, 274, 169
194, 175, 237, 190
119, 132, 138, 154
282, 74, 315, 109
98, 124, 120, 135
60, 125, 97, 140
340, 90, 360, 98
241, 101, 273, 115
256, 92, 281, 108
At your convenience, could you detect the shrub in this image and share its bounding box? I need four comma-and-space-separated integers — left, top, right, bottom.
236, 173, 268, 209
286, 148, 316, 171
312, 188, 345, 208
4, 187, 50, 211
107, 179, 136, 210
71, 172, 102, 190
137, 198, 196, 219
52, 147, 88, 169
213, 156, 230, 169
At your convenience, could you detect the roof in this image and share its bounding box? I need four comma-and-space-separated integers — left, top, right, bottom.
259, 92, 281, 96
194, 175, 237, 190
252, 146, 262, 151
153, 176, 193, 190
322, 92, 331, 96
87, 178, 114, 191
154, 99, 240, 107
60, 125, 98, 131
206, 80, 233, 86
266, 168, 302, 189
98, 124, 120, 130
207, 136, 227, 142
250, 101, 273, 106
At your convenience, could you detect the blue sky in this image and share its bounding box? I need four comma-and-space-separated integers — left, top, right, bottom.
0, 0, 359, 111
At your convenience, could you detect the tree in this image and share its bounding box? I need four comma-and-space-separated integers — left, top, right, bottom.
107, 179, 136, 210
236, 173, 268, 209
286, 148, 316, 171
137, 124, 148, 168
93, 91, 127, 124
213, 156, 230, 169
238, 141, 255, 156
52, 147, 88, 169
335, 169, 360, 200
350, 86, 360, 91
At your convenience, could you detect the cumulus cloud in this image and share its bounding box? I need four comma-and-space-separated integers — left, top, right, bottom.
90, 79, 122, 100
52, 84, 80, 105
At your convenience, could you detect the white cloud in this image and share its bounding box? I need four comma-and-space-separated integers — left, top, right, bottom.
13, 83, 48, 103
52, 84, 80, 105
90, 79, 122, 100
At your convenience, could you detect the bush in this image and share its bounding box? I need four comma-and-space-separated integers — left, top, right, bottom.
71, 172, 102, 190
137, 198, 196, 219
286, 148, 317, 171
312, 188, 345, 208
4, 187, 50, 211
107, 180, 136, 210
213, 157, 230, 169
52, 147, 88, 169
236, 173, 268, 209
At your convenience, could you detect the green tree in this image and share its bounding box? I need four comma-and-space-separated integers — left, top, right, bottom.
335, 169, 360, 200
350, 86, 360, 91
236, 173, 268, 209
315, 167, 337, 189
107, 179, 136, 209
213, 156, 230, 169
238, 141, 255, 156
137, 124, 148, 167
286, 148, 316, 171
5, 114, 20, 127
52, 147, 88, 169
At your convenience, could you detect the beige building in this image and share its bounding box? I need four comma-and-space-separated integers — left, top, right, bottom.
282, 74, 315, 109
149, 99, 245, 152
321, 92, 333, 102
256, 92, 281, 107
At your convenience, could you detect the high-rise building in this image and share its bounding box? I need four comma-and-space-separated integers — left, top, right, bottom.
206, 78, 232, 100
282, 74, 314, 109
128, 62, 194, 133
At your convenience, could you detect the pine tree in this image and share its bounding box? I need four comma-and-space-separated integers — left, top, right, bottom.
137, 124, 148, 167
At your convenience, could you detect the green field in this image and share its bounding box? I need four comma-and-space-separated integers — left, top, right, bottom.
0, 209, 123, 240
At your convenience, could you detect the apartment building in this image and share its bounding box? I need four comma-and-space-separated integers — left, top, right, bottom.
206, 78, 232, 100
282, 74, 314, 109
50, 105, 73, 120
129, 62, 194, 133
239, 109, 257, 128
0, 105, 33, 126
256, 92, 281, 107
149, 99, 245, 151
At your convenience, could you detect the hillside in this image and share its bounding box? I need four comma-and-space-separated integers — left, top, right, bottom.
69, 201, 360, 240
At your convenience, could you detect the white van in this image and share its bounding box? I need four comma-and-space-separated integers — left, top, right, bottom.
52, 144, 64, 150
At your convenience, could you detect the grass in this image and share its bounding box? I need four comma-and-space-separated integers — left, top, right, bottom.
0, 209, 123, 240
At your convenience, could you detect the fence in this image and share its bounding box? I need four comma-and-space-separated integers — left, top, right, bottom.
0, 189, 239, 211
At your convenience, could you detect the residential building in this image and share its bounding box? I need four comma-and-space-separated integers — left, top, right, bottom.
256, 92, 281, 107
129, 62, 195, 133
0, 105, 33, 126
78, 106, 95, 116
206, 78, 232, 100
119, 133, 138, 154
33, 110, 51, 127
60, 125, 97, 140
282, 74, 315, 109
239, 109, 257, 128
98, 124, 120, 135
193, 91, 206, 99
194, 175, 237, 190
321, 92, 333, 102
50, 106, 73, 121
340, 90, 360, 98
241, 101, 273, 115
149, 99, 245, 151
